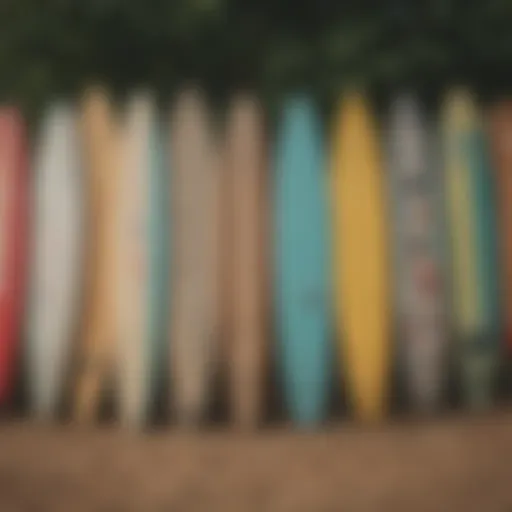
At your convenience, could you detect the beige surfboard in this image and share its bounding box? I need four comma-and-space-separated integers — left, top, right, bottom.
74, 87, 120, 423
169, 87, 220, 426
223, 94, 268, 428
116, 93, 152, 429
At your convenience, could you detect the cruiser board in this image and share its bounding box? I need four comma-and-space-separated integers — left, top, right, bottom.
224, 94, 268, 428
274, 96, 331, 427
386, 94, 447, 411
441, 89, 500, 408
74, 88, 120, 422
116, 93, 168, 428
28, 104, 82, 418
170, 88, 220, 426
488, 101, 512, 350
0, 108, 28, 406
331, 92, 390, 422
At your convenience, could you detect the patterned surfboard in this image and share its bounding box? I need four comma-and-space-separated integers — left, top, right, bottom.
274, 95, 331, 427
331, 92, 390, 422
386, 94, 447, 411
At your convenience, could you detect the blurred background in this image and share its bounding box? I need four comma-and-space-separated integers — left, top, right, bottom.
2, 1, 512, 510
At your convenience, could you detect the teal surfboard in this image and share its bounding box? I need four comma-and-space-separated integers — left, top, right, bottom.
441, 90, 500, 408
464, 128, 501, 406
274, 96, 331, 426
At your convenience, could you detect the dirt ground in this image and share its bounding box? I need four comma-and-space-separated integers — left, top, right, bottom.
0, 410, 512, 511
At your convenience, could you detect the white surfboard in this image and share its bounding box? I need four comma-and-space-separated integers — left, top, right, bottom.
116, 92, 167, 428
169, 87, 220, 426
28, 103, 83, 419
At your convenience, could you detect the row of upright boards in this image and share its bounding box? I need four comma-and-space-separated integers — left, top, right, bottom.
0, 86, 510, 430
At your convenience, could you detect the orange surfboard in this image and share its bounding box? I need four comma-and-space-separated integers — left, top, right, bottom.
74, 87, 120, 422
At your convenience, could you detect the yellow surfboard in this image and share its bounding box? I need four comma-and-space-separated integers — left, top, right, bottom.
440, 89, 481, 338
331, 92, 390, 421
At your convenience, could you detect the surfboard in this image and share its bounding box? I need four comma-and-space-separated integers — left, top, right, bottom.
386, 94, 447, 411
274, 95, 331, 427
0, 108, 28, 406
28, 103, 83, 419
331, 91, 390, 422
488, 101, 512, 351
223, 94, 268, 428
441, 88, 500, 408
116, 92, 168, 428
169, 87, 220, 426
74, 88, 120, 422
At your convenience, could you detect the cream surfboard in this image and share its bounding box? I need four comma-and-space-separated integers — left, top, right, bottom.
74, 88, 120, 422
331, 92, 390, 421
116, 92, 168, 428
223, 94, 268, 428
441, 89, 500, 408
170, 88, 220, 426
28, 103, 83, 419
386, 94, 447, 411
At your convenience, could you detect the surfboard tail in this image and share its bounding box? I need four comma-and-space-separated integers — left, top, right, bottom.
460, 335, 497, 409
349, 374, 388, 423
230, 339, 265, 429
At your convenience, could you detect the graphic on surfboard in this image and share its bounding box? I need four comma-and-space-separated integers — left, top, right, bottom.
28, 103, 83, 418
170, 87, 220, 426
441, 88, 500, 408
386, 94, 447, 411
331, 91, 390, 422
274, 95, 331, 427
0, 108, 28, 406
223, 94, 268, 428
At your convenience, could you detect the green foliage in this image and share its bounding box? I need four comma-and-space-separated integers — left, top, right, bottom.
1, 0, 512, 114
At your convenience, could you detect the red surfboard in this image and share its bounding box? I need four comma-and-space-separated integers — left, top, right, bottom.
0, 107, 28, 405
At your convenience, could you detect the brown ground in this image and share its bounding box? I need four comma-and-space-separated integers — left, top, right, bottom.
1, 410, 512, 511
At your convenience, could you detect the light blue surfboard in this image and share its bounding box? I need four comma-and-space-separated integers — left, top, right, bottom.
274, 95, 331, 427
464, 128, 501, 407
